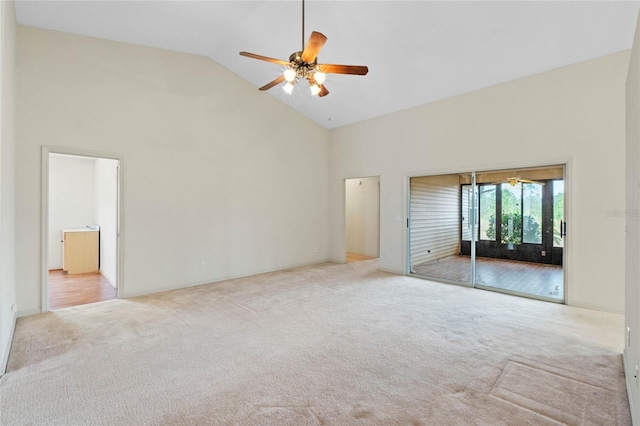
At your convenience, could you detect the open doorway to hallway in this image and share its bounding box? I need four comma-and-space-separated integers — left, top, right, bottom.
345, 177, 380, 263
45, 152, 120, 310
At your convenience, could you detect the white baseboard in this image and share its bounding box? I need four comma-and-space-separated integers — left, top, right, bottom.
17, 308, 41, 318
123, 259, 332, 299
624, 350, 639, 425
379, 267, 403, 275
568, 300, 624, 315
100, 270, 116, 289
1, 310, 17, 376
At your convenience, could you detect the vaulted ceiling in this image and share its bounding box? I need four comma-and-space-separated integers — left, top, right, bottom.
15, 1, 640, 129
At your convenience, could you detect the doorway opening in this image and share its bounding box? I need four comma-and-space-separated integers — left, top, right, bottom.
408, 165, 565, 303
345, 177, 380, 263
42, 148, 122, 311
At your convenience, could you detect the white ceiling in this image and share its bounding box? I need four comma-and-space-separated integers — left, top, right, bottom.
15, 1, 640, 129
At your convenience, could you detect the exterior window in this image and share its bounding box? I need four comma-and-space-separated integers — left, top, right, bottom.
501, 183, 522, 244
461, 179, 561, 247
553, 180, 565, 248
522, 184, 543, 244
461, 185, 474, 241
479, 185, 496, 241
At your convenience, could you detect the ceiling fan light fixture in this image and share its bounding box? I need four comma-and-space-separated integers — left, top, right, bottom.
239, 0, 368, 98
284, 68, 297, 83
314, 70, 326, 84
283, 82, 295, 94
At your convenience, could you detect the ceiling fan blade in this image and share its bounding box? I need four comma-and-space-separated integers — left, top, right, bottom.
239, 51, 290, 66
259, 75, 285, 91
519, 179, 545, 185
301, 31, 327, 63
318, 64, 369, 75
490, 178, 546, 186
489, 179, 519, 185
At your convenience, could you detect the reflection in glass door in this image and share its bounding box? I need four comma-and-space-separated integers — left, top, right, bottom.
409, 174, 472, 286
409, 165, 565, 303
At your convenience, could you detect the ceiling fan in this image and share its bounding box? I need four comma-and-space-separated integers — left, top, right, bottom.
492, 177, 546, 186
239, 0, 368, 97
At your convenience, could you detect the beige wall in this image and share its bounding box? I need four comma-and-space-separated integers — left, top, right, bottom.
0, 0, 17, 374
15, 26, 330, 315
625, 11, 640, 423
330, 51, 629, 313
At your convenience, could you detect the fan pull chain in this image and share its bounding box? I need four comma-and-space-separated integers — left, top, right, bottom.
302, 0, 305, 51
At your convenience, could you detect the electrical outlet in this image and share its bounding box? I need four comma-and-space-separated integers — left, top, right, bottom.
385, 253, 389, 259
10, 304, 16, 313
314, 247, 319, 253
541, 250, 546, 256
199, 261, 205, 270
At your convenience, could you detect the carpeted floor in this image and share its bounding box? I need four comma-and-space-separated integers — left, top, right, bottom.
0, 260, 630, 425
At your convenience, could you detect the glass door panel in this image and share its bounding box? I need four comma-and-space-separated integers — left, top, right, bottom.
522, 183, 543, 244
501, 182, 522, 246
474, 171, 564, 301
479, 185, 496, 241
409, 174, 472, 286
408, 166, 564, 304
553, 180, 565, 249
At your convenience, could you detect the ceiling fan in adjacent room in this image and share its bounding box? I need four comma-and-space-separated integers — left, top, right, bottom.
239, 0, 368, 97
493, 177, 546, 186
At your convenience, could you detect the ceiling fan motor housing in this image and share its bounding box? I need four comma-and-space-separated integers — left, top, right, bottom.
289, 51, 317, 73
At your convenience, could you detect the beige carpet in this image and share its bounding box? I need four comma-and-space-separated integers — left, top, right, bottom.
0, 260, 630, 425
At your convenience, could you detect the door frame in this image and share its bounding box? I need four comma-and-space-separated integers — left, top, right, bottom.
40, 146, 124, 312
405, 160, 570, 305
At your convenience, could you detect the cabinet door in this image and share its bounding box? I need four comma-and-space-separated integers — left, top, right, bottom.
64, 231, 99, 274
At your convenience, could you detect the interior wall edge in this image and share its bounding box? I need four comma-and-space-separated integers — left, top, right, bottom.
624, 351, 639, 424
0, 0, 17, 379
0, 310, 16, 376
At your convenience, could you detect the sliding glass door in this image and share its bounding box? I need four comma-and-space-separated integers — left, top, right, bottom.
408, 165, 565, 303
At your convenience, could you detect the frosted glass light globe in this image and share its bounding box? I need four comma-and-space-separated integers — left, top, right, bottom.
284, 69, 296, 83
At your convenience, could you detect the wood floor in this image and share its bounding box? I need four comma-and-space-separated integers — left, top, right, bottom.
411, 255, 563, 299
48, 270, 117, 310
346, 252, 377, 263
